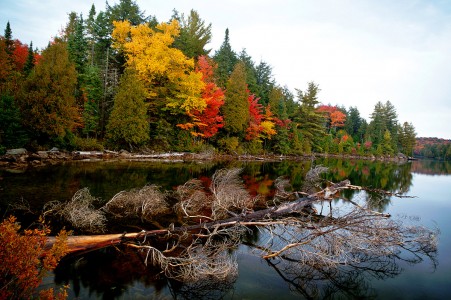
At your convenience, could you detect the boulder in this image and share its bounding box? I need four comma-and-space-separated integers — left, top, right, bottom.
6, 148, 27, 155
37, 151, 49, 159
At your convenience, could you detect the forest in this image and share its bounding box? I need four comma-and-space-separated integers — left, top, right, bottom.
414, 137, 451, 160
0, 0, 417, 158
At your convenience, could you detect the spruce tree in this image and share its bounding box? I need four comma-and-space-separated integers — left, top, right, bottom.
4, 21, 13, 55
213, 28, 237, 88
0, 94, 28, 148
21, 41, 79, 143
255, 61, 275, 106
238, 49, 258, 95
173, 10, 212, 59
23, 42, 35, 75
222, 62, 249, 136
294, 82, 325, 152
106, 68, 149, 149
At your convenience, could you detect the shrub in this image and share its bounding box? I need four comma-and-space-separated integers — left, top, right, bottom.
218, 137, 241, 154
0, 216, 69, 299
73, 136, 104, 151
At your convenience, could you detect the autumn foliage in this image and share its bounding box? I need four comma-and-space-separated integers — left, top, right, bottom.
0, 216, 69, 299
178, 55, 225, 137
316, 105, 346, 129
246, 93, 276, 141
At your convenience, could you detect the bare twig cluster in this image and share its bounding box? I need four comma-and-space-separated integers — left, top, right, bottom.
103, 184, 169, 221
128, 225, 245, 283
175, 168, 256, 220
44, 188, 106, 233
175, 179, 212, 220
210, 168, 256, 219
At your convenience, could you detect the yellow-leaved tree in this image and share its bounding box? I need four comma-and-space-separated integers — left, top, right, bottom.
112, 20, 206, 138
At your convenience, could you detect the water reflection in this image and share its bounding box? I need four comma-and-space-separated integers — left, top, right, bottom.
410, 159, 451, 175
0, 158, 443, 299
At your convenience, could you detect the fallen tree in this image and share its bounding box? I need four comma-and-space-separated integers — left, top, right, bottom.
44, 167, 438, 284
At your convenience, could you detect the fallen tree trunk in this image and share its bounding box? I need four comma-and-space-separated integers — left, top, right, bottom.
46, 180, 381, 255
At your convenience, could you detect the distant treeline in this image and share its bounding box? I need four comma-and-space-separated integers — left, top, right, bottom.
1, 0, 416, 157
414, 137, 451, 160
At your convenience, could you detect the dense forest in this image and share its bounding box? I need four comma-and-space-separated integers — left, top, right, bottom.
0, 0, 417, 157
414, 137, 451, 160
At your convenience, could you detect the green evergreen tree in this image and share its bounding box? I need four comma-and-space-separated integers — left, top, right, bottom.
398, 122, 416, 156
213, 28, 237, 88
67, 14, 88, 74
106, 0, 149, 25
368, 100, 399, 153
368, 101, 386, 146
106, 68, 149, 149
268, 86, 287, 120
222, 62, 249, 136
282, 86, 298, 118
20, 41, 79, 144
81, 65, 103, 138
238, 49, 258, 95
4, 21, 13, 55
0, 94, 28, 148
344, 106, 364, 142
294, 82, 325, 152
173, 9, 211, 59
382, 129, 394, 155
23, 42, 35, 75
255, 61, 275, 106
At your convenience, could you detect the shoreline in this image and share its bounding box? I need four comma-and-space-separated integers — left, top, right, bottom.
0, 148, 410, 171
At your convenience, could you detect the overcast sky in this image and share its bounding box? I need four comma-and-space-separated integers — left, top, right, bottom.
2, 0, 450, 138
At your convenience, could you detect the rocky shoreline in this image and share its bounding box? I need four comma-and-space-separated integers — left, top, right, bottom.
0, 147, 411, 171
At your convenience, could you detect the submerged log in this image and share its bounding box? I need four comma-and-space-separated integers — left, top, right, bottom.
46, 180, 378, 255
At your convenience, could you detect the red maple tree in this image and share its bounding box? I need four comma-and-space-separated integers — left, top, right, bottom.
190, 55, 225, 138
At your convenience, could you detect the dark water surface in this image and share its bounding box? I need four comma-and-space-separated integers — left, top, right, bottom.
1, 158, 450, 299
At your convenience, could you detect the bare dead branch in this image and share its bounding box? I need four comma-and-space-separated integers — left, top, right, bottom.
43, 188, 106, 233
103, 185, 169, 222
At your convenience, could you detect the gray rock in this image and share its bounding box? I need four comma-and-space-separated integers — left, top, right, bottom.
37, 151, 49, 159
6, 148, 27, 155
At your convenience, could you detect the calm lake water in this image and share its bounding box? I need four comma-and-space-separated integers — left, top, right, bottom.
1, 158, 450, 299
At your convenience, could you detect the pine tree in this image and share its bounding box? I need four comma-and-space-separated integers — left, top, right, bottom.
398, 122, 416, 156
67, 14, 88, 74
294, 82, 325, 152
20, 41, 79, 143
80, 65, 103, 138
222, 62, 249, 136
23, 42, 35, 75
238, 49, 258, 95
255, 61, 275, 106
174, 10, 211, 59
344, 106, 364, 142
0, 94, 28, 148
368, 101, 399, 152
213, 28, 237, 88
368, 101, 386, 146
106, 0, 149, 25
4, 21, 13, 55
106, 68, 149, 149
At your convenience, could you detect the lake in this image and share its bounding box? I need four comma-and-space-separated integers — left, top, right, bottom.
1, 158, 450, 299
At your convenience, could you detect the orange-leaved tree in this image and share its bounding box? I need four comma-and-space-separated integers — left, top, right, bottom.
0, 216, 69, 299
179, 55, 225, 138
246, 94, 277, 141
316, 105, 346, 132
